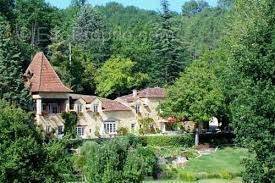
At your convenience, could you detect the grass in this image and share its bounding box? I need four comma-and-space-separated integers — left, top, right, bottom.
182, 147, 247, 175
147, 147, 248, 182
144, 177, 242, 183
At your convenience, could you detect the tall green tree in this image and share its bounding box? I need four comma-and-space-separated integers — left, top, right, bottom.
177, 7, 227, 60
223, 0, 275, 181
95, 56, 148, 98
73, 5, 112, 67
160, 52, 227, 124
49, 27, 97, 94
182, 0, 209, 16
150, 0, 186, 86
0, 0, 15, 23
15, 0, 61, 51
217, 0, 234, 9
101, 2, 158, 75
0, 100, 74, 182
0, 16, 31, 109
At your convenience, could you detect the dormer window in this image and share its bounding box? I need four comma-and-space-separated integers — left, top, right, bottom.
93, 104, 99, 112
135, 104, 141, 113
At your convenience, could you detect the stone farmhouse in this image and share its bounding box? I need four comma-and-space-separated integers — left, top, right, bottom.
24, 52, 168, 139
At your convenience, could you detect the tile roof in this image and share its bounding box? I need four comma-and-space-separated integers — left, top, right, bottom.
117, 93, 135, 102
82, 95, 97, 104
117, 87, 165, 102
138, 87, 165, 98
101, 98, 131, 112
24, 52, 72, 93
70, 94, 97, 104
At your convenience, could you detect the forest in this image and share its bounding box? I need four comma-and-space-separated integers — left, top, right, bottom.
0, 0, 274, 182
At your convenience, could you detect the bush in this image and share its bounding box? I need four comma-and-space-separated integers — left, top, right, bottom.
76, 135, 158, 183
178, 172, 197, 182
141, 134, 194, 147
219, 170, 234, 180
117, 127, 128, 136
182, 149, 199, 159
138, 117, 156, 135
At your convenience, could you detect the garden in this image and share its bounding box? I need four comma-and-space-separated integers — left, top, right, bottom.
148, 147, 247, 182
73, 134, 248, 183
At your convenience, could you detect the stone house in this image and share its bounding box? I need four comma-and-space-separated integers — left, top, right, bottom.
24, 52, 72, 138
24, 52, 167, 139
116, 88, 168, 132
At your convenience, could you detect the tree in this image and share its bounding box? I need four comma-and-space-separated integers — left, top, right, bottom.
176, 7, 228, 60
95, 56, 148, 98
150, 0, 186, 86
75, 135, 158, 183
0, 0, 15, 23
160, 53, 226, 123
222, 0, 275, 181
217, 0, 234, 9
0, 16, 31, 109
73, 5, 112, 67
0, 100, 74, 182
160, 51, 228, 145
71, 0, 87, 7
15, 0, 61, 51
49, 38, 97, 94
182, 0, 209, 16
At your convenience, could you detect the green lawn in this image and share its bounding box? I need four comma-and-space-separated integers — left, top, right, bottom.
182, 147, 247, 175
144, 177, 242, 183
146, 147, 248, 182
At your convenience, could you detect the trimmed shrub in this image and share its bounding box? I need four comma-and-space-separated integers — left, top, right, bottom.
141, 134, 194, 148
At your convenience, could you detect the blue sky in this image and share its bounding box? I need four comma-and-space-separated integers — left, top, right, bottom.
45, 0, 218, 12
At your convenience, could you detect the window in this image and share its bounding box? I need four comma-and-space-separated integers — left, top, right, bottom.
93, 104, 99, 112
57, 126, 63, 135
76, 104, 83, 113
52, 105, 58, 113
135, 104, 141, 113
76, 126, 84, 136
131, 124, 135, 130
49, 103, 60, 114
43, 103, 47, 112
104, 121, 116, 134
46, 126, 51, 133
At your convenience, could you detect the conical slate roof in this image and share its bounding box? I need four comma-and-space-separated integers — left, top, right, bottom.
24, 52, 72, 93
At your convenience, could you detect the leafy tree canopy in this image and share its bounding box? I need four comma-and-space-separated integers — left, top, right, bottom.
75, 135, 158, 183
182, 0, 209, 16
0, 16, 31, 109
160, 51, 227, 124
222, 0, 275, 181
0, 100, 74, 182
95, 56, 148, 98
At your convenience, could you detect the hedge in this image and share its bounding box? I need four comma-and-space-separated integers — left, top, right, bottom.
140, 134, 194, 147
74, 134, 194, 148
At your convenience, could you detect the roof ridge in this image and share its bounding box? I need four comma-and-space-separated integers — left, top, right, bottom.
38, 53, 43, 92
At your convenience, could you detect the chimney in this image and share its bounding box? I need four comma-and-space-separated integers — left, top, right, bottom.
133, 89, 137, 97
